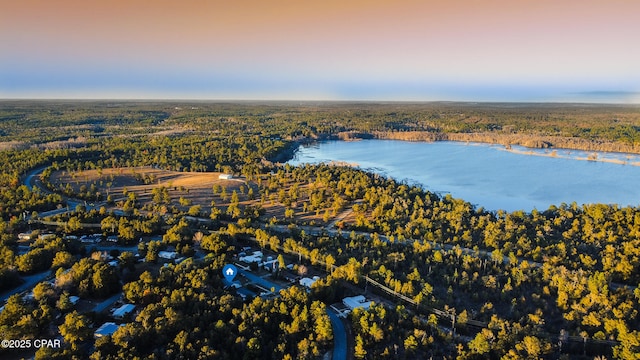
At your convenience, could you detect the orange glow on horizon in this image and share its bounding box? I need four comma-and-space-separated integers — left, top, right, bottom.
2, 0, 639, 100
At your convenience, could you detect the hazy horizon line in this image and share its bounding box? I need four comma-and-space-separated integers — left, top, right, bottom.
2, 97, 640, 106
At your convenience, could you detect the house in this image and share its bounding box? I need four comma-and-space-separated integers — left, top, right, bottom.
239, 251, 263, 264
225, 267, 235, 276
68, 296, 80, 305
94, 322, 122, 338
299, 276, 320, 288
219, 174, 233, 180
158, 251, 177, 260
38, 233, 56, 241
262, 259, 277, 271
342, 295, 373, 311
80, 235, 96, 244
107, 236, 118, 243
112, 304, 135, 319
18, 232, 34, 241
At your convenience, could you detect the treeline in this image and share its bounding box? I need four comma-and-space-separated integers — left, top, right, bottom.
3, 101, 640, 154
369, 131, 640, 154
36, 134, 286, 176
1, 101, 640, 358
257, 164, 640, 357
266, 164, 640, 285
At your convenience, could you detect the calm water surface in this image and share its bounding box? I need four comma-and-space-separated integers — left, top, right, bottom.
288, 140, 640, 212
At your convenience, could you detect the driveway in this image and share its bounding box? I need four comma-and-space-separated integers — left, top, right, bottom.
238, 269, 284, 292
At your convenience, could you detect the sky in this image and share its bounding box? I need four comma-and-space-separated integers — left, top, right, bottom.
1, 0, 639, 102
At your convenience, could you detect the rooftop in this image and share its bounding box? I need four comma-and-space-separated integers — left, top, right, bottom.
112, 303, 135, 318
95, 322, 122, 338
342, 295, 373, 310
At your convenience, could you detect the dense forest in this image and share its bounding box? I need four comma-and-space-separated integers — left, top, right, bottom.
0, 101, 639, 359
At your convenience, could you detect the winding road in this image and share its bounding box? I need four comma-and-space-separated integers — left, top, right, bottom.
327, 308, 348, 360
17, 164, 632, 354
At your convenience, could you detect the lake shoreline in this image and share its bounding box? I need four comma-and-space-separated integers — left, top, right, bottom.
500, 146, 640, 167
287, 139, 640, 212
373, 131, 640, 157
282, 134, 640, 168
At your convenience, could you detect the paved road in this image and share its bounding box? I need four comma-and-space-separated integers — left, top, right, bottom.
93, 293, 122, 313
23, 165, 634, 290
266, 223, 639, 291
0, 271, 50, 304
17, 245, 30, 255
238, 269, 284, 292
327, 308, 348, 360
93, 245, 139, 253
236, 287, 257, 298
24, 166, 75, 216
24, 166, 49, 192
24, 165, 127, 219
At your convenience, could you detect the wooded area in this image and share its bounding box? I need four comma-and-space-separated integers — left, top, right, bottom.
0, 101, 639, 359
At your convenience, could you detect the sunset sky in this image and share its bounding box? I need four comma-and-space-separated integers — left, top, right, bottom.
2, 0, 639, 102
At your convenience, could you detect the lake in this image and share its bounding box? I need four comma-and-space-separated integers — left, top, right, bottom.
287, 140, 640, 212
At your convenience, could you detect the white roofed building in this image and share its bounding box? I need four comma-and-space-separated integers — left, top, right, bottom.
343, 295, 373, 311
112, 304, 135, 319
95, 322, 122, 338
299, 276, 320, 288
158, 251, 177, 260
239, 251, 263, 264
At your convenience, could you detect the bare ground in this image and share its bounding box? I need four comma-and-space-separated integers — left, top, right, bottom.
50, 167, 356, 225
50, 167, 250, 208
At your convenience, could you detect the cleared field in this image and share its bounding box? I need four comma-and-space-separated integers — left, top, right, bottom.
50, 167, 250, 209
49, 167, 351, 226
